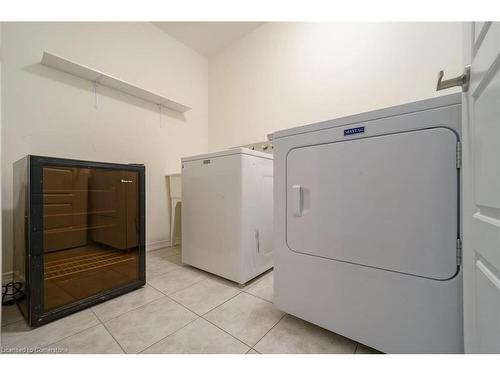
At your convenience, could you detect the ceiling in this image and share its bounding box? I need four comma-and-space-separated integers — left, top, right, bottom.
154, 22, 264, 57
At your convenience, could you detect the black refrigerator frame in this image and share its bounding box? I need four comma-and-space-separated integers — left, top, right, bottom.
14, 155, 146, 327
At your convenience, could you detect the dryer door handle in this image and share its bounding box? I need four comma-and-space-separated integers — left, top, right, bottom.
292, 184, 303, 217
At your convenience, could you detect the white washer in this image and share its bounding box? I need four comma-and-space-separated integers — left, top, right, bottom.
272, 93, 463, 353
181, 148, 273, 284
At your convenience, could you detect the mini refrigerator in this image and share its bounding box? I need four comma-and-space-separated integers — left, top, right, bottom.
13, 155, 146, 327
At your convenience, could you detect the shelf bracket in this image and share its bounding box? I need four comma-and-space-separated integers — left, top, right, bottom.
92, 81, 99, 109
158, 104, 163, 128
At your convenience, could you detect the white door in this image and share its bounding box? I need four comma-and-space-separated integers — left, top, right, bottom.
463, 22, 500, 353
286, 127, 459, 280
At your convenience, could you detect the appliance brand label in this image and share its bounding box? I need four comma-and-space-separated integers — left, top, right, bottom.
344, 126, 365, 136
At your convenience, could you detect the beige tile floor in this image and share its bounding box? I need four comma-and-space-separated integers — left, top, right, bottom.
1, 246, 381, 354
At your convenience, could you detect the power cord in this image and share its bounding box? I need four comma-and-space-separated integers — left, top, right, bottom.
2, 281, 25, 306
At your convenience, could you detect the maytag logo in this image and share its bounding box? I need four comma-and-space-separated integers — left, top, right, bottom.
344, 126, 365, 136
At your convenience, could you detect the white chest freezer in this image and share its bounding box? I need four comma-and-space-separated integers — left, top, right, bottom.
181, 148, 273, 284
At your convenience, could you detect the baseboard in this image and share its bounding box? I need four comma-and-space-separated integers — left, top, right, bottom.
146, 240, 172, 252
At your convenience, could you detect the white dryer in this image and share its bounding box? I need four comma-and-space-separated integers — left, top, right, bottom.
273, 93, 463, 353
181, 148, 273, 284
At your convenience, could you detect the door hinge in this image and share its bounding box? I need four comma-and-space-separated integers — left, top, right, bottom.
456, 238, 462, 266
456, 142, 462, 169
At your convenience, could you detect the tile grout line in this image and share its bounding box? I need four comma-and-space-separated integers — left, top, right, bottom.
95, 289, 166, 324
40, 319, 102, 350
4, 296, 156, 351
156, 288, 252, 352
39, 248, 270, 354
89, 309, 126, 354
187, 272, 280, 351
150, 260, 253, 297
198, 291, 281, 350
137, 286, 253, 353
241, 289, 272, 304
147, 264, 220, 296
137, 310, 198, 354
197, 289, 243, 316
132, 250, 207, 353
149, 248, 271, 295
13, 289, 274, 353
134, 289, 247, 354
0, 280, 181, 332
145, 281, 169, 296
145, 263, 182, 279
161, 276, 209, 296
126, 276, 236, 353
145, 254, 183, 278
100, 290, 198, 354
136, 294, 203, 353
199, 316, 251, 352
146, 247, 183, 276
146, 274, 207, 298
3, 248, 259, 354
250, 313, 287, 352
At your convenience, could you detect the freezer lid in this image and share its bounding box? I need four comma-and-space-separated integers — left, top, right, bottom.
272, 93, 461, 140
181, 147, 273, 163
286, 127, 459, 280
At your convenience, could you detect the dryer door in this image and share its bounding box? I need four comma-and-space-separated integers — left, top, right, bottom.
286, 127, 459, 280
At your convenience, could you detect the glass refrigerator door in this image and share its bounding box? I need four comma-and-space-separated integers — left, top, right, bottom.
42, 166, 140, 312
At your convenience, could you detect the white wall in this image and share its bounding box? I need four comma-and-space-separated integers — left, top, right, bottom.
208, 22, 464, 150
0, 22, 465, 276
1, 22, 209, 275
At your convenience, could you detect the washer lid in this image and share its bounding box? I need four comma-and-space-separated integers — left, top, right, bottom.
181, 147, 272, 163
286, 127, 459, 280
